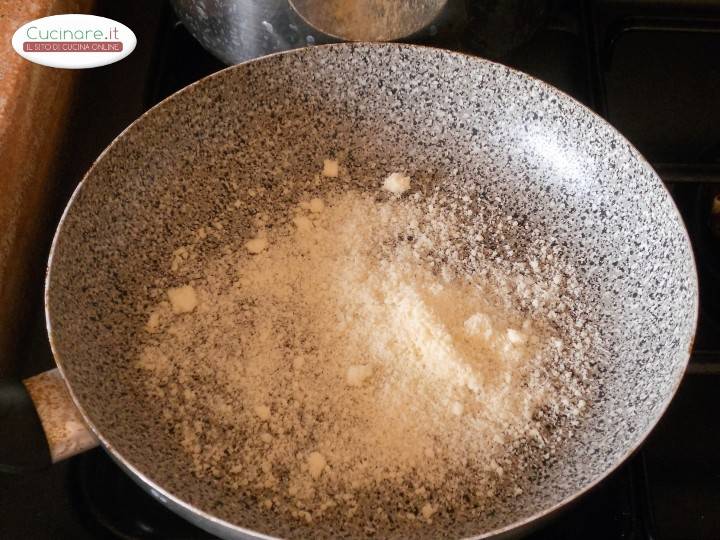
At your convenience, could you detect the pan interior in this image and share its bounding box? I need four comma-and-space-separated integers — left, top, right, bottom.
47, 44, 696, 539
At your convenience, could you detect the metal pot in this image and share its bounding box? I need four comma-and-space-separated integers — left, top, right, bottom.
170, 0, 461, 64
169, 0, 547, 64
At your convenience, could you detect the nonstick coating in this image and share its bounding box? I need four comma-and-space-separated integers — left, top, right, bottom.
46, 43, 697, 539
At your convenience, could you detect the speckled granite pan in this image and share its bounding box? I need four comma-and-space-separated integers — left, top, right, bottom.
45, 43, 698, 539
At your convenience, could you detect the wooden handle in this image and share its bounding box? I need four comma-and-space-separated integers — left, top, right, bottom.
23, 368, 98, 462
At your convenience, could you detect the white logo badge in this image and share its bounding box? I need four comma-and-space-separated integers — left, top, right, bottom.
12, 14, 136, 69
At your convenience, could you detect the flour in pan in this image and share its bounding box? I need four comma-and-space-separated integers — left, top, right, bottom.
138, 172, 596, 534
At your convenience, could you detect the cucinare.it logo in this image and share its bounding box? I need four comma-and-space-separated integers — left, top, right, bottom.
12, 14, 136, 69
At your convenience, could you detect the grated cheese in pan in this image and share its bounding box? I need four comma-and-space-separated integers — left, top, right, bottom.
138, 168, 596, 528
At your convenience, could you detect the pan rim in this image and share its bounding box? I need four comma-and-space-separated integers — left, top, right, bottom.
44, 41, 700, 540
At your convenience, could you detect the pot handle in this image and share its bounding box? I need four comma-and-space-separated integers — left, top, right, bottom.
0, 368, 98, 473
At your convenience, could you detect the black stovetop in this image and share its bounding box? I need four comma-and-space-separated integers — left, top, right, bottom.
1, 1, 719, 539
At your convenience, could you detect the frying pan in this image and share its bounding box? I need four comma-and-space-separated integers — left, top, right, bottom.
0, 43, 697, 538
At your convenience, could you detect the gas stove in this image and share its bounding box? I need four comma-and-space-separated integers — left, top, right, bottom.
1, 1, 719, 538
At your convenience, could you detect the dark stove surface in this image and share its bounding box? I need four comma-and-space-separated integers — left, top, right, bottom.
1, 1, 719, 539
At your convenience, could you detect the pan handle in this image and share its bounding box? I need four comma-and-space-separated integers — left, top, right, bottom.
0, 368, 98, 473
